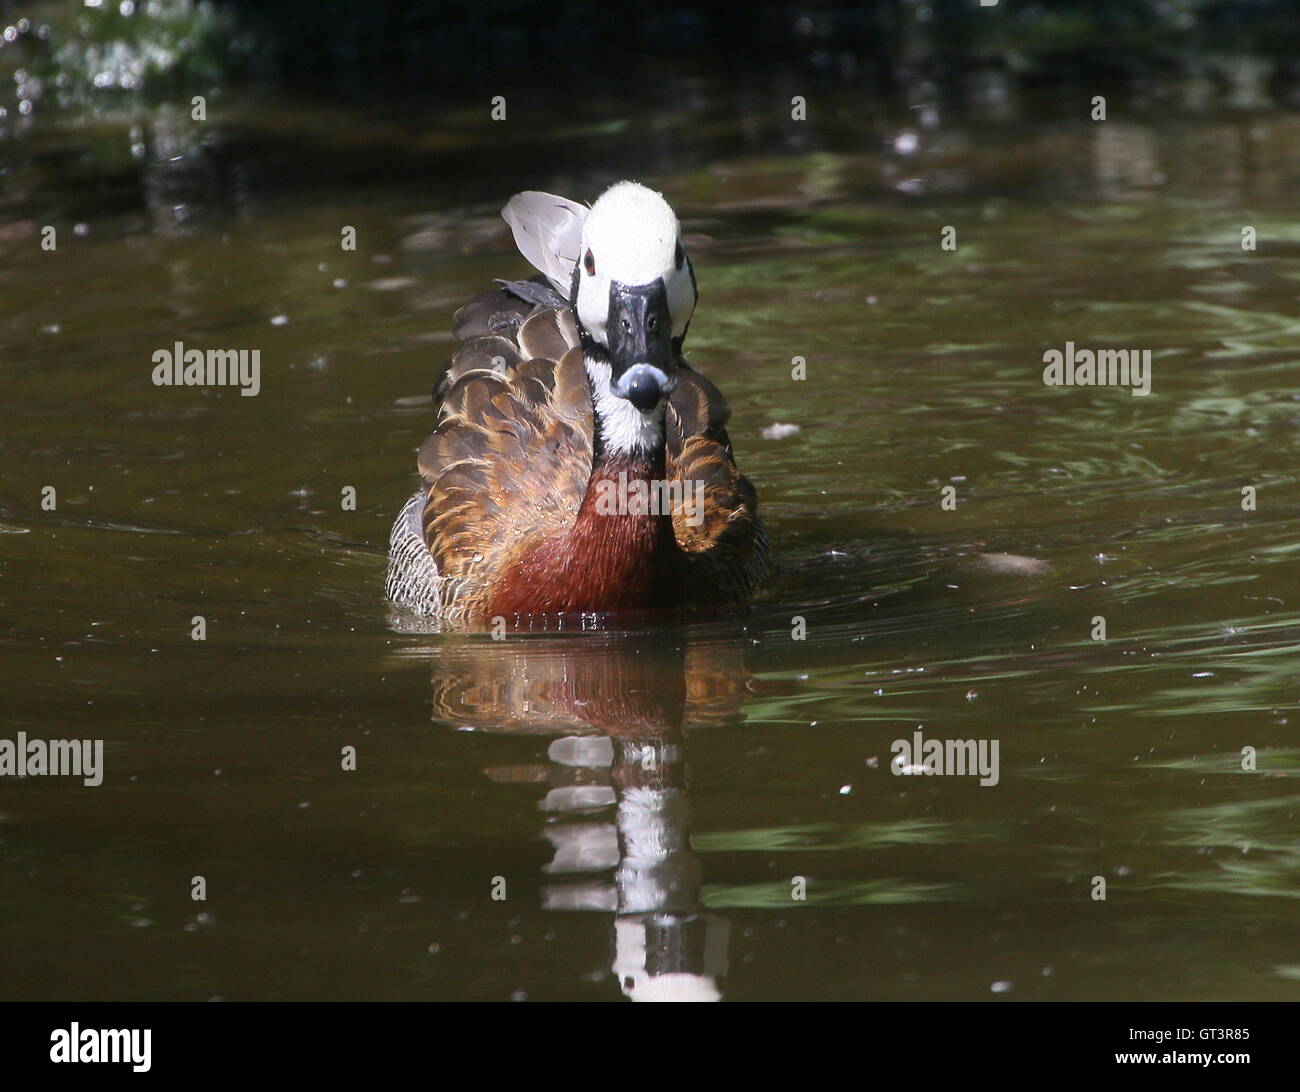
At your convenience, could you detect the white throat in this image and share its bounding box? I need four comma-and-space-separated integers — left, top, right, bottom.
586, 358, 664, 457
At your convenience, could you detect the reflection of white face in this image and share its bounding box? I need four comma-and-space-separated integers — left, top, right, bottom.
574, 181, 696, 347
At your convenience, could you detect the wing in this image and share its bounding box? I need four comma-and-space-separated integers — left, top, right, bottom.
416, 292, 592, 616
501, 191, 588, 298
666, 365, 769, 604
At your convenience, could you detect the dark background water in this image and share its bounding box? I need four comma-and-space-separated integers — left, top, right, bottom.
1, 0, 1298, 1001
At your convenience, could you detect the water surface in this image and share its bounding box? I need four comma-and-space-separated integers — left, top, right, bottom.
2, 92, 1299, 1000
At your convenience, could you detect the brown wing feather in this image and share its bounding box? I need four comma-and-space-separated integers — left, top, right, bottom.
415, 297, 590, 616
667, 363, 768, 603
450, 288, 532, 341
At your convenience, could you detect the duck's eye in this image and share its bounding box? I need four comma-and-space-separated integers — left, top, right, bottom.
674, 241, 684, 269
584, 249, 595, 275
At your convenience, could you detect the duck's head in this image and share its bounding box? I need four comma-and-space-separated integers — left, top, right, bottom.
572, 181, 697, 415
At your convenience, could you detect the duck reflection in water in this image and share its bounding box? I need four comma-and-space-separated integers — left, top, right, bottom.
430, 632, 749, 1001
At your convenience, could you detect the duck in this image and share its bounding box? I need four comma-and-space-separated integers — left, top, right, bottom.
386, 180, 767, 622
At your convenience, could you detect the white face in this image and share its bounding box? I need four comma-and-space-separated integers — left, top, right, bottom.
574, 181, 696, 347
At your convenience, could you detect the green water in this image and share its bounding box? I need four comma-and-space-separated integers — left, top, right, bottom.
2, 94, 1299, 1000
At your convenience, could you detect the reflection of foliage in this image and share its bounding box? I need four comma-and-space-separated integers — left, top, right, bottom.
693, 818, 1002, 853
221, 0, 1300, 95
0, 0, 252, 119
1135, 794, 1300, 903
702, 878, 961, 908
967, 0, 1300, 67
4, 1, 1300, 128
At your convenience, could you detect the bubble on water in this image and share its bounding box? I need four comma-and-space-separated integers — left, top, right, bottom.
893, 131, 919, 155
